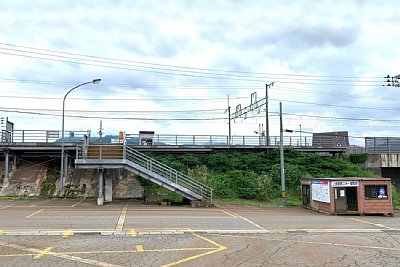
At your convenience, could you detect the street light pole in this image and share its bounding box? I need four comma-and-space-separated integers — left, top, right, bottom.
59, 79, 101, 194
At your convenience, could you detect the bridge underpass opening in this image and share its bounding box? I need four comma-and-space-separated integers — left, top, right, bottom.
381, 167, 400, 192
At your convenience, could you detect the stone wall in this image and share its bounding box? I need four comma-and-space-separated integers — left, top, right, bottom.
0, 160, 144, 198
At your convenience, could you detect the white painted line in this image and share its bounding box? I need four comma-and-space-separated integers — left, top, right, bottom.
221, 209, 269, 231
215, 233, 400, 252
220, 210, 238, 218
0, 227, 397, 236
25, 209, 44, 218
115, 204, 128, 231
347, 217, 396, 230
71, 199, 85, 207
0, 204, 15, 210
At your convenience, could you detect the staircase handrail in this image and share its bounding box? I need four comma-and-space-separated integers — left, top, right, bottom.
124, 146, 213, 200
76, 144, 213, 201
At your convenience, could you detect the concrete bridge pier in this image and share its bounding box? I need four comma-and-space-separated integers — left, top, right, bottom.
97, 169, 104, 205
105, 175, 113, 202
3, 151, 9, 185
12, 154, 17, 171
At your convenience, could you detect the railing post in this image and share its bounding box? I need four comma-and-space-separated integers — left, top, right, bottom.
100, 145, 102, 160
193, 135, 195, 145
22, 130, 25, 142
123, 144, 126, 160
175, 135, 178, 145
175, 170, 178, 184
388, 137, 390, 153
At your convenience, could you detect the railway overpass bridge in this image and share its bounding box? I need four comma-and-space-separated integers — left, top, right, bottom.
0, 129, 349, 204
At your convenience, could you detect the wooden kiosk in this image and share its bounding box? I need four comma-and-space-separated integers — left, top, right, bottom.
301, 177, 393, 216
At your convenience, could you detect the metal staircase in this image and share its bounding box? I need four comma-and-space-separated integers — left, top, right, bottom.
75, 144, 213, 202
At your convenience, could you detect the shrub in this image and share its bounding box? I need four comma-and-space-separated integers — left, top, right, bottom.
348, 153, 369, 164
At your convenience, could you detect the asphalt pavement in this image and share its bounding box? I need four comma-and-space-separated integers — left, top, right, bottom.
0, 199, 399, 266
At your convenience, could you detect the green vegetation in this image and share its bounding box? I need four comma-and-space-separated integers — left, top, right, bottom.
346, 153, 369, 165
39, 162, 59, 197
392, 187, 400, 211
144, 149, 378, 205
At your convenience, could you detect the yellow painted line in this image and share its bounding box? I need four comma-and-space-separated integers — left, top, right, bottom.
115, 204, 128, 231
220, 209, 238, 218
159, 228, 227, 267
63, 229, 72, 238
130, 228, 137, 237
71, 199, 85, 207
136, 245, 144, 252
161, 247, 226, 267
0, 241, 122, 267
189, 229, 225, 249
25, 209, 44, 218
34, 246, 53, 259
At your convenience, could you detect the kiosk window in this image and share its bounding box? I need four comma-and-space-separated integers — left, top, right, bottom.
365, 185, 388, 199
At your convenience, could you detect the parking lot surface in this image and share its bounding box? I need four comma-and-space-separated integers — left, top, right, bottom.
0, 199, 399, 266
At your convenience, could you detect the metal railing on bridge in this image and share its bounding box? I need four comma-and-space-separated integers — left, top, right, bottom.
2, 129, 348, 149
1, 129, 90, 143
365, 137, 400, 153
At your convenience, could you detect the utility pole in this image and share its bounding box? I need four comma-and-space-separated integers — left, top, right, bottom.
279, 102, 286, 206
385, 74, 400, 87
98, 120, 103, 143
265, 82, 274, 146
227, 95, 231, 145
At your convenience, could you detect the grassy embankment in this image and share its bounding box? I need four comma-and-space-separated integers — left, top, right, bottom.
144, 149, 400, 210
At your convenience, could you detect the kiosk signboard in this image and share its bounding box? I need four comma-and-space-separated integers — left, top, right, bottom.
311, 180, 330, 203
332, 181, 359, 187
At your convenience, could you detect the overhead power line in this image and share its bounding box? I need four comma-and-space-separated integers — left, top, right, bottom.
0, 43, 385, 85
3, 107, 400, 123
0, 42, 384, 79
0, 106, 224, 114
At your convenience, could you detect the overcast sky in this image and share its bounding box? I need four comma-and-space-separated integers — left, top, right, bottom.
1, 0, 399, 146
